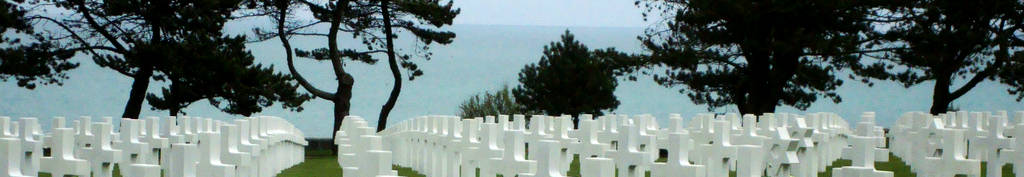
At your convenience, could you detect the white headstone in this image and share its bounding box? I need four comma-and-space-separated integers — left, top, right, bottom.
198, 131, 235, 177
484, 130, 535, 177
651, 131, 705, 177
89, 123, 122, 177
765, 126, 799, 177
39, 128, 89, 176
118, 119, 161, 177
17, 118, 42, 176
572, 118, 608, 158
831, 119, 893, 177
580, 157, 614, 177
702, 120, 737, 177
519, 140, 565, 177
0, 137, 28, 177
168, 143, 199, 177
1013, 120, 1024, 177
221, 124, 253, 177
609, 122, 652, 177
921, 128, 979, 177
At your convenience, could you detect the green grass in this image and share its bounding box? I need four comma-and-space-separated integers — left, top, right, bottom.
277, 151, 427, 177
34, 152, 1018, 177
817, 153, 916, 177
816, 153, 1015, 177
39, 165, 124, 177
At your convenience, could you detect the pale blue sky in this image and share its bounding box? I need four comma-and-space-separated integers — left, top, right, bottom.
452, 0, 652, 27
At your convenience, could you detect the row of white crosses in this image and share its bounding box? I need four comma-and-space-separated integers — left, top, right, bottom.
0, 115, 306, 177
889, 111, 1024, 177
350, 111, 887, 177
334, 116, 401, 177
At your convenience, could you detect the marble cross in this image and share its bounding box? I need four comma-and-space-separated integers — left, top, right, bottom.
17, 118, 42, 176
88, 123, 122, 177
39, 128, 89, 176
922, 128, 980, 177
610, 122, 653, 177
0, 136, 28, 177
519, 140, 565, 177
484, 130, 535, 177
651, 131, 705, 177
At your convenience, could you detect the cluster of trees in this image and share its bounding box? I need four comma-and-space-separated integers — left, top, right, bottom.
636, 0, 1024, 115
1, 0, 459, 139
4, 0, 1024, 138
462, 0, 1024, 124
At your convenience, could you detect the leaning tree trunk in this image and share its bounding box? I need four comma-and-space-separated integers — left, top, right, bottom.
122, 66, 153, 119
377, 0, 400, 132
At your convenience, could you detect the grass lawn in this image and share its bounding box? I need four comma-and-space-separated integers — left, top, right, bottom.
277, 149, 426, 177
816, 153, 1015, 177
34, 151, 1015, 177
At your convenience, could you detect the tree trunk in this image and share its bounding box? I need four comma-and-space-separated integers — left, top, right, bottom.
377, 0, 400, 132
931, 75, 953, 115
121, 67, 153, 119
332, 99, 348, 141
169, 107, 179, 116
332, 72, 354, 141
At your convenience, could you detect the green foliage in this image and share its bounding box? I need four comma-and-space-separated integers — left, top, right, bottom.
862, 0, 1024, 114
0, 1, 78, 89
20, 0, 311, 117
277, 0, 460, 81
458, 85, 535, 118
636, 0, 886, 114
0, 0, 28, 31
513, 31, 624, 118
146, 35, 312, 116
250, 0, 459, 133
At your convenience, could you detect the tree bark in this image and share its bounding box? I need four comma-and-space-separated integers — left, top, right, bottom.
121, 66, 152, 119
377, 0, 400, 132
930, 73, 953, 114
332, 98, 349, 141
332, 72, 354, 138
169, 107, 179, 116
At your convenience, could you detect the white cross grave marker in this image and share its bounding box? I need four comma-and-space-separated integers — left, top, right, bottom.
922, 128, 980, 177
17, 118, 42, 176
831, 118, 893, 177
485, 130, 535, 177
0, 137, 28, 177
702, 120, 738, 177
610, 121, 653, 177
39, 128, 89, 176
118, 119, 161, 177
168, 143, 199, 177
651, 131, 706, 177
519, 140, 565, 177
198, 131, 236, 177
89, 123, 122, 177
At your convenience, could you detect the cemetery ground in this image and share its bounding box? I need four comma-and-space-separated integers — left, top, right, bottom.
272, 153, 1006, 177
24, 137, 1017, 177
30, 153, 1010, 177
287, 144, 1013, 177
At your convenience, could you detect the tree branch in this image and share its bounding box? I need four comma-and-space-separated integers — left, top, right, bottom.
28, 16, 111, 56
950, 60, 1004, 100
276, 3, 336, 100
74, 0, 129, 53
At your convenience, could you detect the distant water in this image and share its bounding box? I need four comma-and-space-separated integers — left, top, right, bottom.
1, 24, 1021, 138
